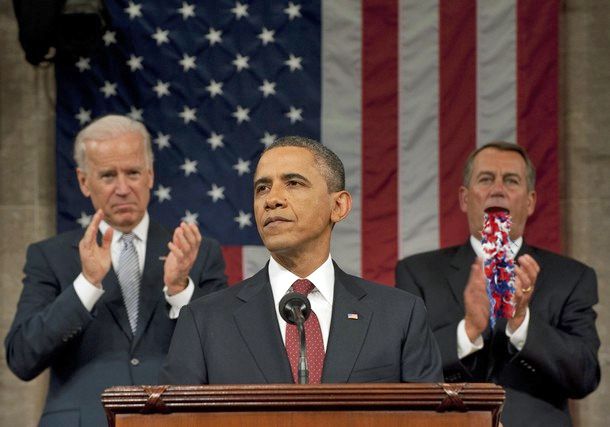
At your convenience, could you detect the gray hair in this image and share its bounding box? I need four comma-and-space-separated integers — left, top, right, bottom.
262, 136, 345, 192
74, 114, 153, 170
462, 141, 536, 191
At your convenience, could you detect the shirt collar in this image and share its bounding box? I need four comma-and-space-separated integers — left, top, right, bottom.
469, 234, 522, 259
99, 212, 150, 245
268, 255, 335, 304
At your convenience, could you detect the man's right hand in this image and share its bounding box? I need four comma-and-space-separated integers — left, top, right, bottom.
79, 209, 113, 287
463, 258, 490, 342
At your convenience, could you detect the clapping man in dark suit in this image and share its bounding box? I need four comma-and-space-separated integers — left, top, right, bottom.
5, 115, 227, 426
161, 136, 442, 385
395, 142, 600, 426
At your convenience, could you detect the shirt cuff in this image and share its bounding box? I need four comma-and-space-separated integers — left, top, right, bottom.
457, 318, 484, 359
505, 307, 530, 351
164, 278, 195, 319
73, 273, 105, 311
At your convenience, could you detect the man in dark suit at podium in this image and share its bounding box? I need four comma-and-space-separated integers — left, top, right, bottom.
5, 115, 227, 426
161, 136, 442, 385
395, 142, 600, 426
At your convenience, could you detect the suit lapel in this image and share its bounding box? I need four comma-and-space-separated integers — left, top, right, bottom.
322, 267, 372, 383
233, 268, 293, 383
102, 267, 134, 341
133, 223, 169, 347
448, 242, 477, 308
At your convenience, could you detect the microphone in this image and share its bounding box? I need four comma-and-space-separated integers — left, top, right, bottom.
279, 292, 311, 384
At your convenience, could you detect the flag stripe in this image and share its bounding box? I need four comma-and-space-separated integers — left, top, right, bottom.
517, 0, 561, 252
361, 0, 399, 284
322, 0, 363, 276
221, 246, 242, 286
438, 0, 477, 247
398, 0, 440, 258
477, 1, 517, 145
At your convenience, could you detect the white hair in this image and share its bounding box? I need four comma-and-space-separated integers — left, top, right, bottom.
74, 114, 153, 170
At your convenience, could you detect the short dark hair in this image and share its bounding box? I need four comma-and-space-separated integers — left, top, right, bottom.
262, 136, 346, 192
463, 141, 536, 191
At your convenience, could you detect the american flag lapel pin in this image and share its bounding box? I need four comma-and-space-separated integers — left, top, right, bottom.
347, 313, 359, 320
158, 256, 167, 261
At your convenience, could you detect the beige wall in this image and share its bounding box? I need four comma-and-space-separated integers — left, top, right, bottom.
0, 1, 608, 426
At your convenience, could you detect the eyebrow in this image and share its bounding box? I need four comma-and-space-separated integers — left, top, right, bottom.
253, 173, 311, 187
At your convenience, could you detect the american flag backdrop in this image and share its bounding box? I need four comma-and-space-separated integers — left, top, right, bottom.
56, 0, 560, 285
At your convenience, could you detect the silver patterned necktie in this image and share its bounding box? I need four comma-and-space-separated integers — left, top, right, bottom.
117, 233, 141, 334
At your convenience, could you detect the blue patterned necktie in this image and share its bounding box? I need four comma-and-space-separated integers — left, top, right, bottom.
117, 233, 141, 334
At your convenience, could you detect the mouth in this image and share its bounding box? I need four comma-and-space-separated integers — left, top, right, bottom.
264, 216, 291, 227
484, 206, 510, 215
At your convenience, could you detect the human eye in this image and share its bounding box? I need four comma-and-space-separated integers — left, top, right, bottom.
255, 183, 269, 194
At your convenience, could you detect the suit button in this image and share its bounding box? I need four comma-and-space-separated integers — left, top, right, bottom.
130, 358, 140, 366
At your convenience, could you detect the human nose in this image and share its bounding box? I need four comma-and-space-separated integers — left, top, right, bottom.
264, 185, 286, 210
114, 174, 130, 195
489, 179, 506, 197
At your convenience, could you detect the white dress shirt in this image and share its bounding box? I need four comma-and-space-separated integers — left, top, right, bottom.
457, 235, 530, 359
269, 255, 334, 350
73, 212, 194, 319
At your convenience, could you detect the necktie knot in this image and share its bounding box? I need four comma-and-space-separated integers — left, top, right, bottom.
122, 233, 135, 246
292, 279, 314, 295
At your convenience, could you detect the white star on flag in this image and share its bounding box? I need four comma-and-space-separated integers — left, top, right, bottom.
285, 54, 303, 72
102, 31, 117, 46
207, 183, 226, 202
230, 2, 249, 20
76, 212, 92, 228
205, 27, 222, 46
180, 158, 198, 176
284, 2, 302, 20
127, 55, 143, 71
153, 80, 171, 98
232, 106, 250, 123
179, 106, 197, 124
260, 132, 276, 147
75, 108, 92, 125
152, 28, 170, 45
179, 54, 197, 71
234, 210, 252, 229
207, 132, 224, 150
75, 57, 90, 72
100, 81, 117, 98
124, 1, 143, 19
154, 132, 171, 150
128, 107, 143, 121
285, 106, 303, 124
259, 80, 276, 97
232, 53, 250, 72
206, 80, 223, 98
233, 158, 251, 176
182, 210, 199, 224
154, 185, 172, 203
177, 2, 195, 20
258, 27, 275, 46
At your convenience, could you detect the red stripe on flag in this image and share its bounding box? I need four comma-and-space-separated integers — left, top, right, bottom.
361, 0, 398, 285
438, 0, 477, 247
221, 246, 242, 285
517, 0, 561, 252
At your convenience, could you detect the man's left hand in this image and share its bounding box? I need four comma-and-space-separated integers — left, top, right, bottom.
508, 254, 540, 331
164, 222, 202, 295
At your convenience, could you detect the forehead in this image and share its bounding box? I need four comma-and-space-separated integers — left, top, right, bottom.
472, 148, 527, 174
85, 132, 146, 165
255, 146, 317, 178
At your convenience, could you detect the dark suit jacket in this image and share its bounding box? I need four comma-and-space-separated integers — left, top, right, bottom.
4, 221, 227, 427
160, 263, 443, 385
395, 242, 600, 427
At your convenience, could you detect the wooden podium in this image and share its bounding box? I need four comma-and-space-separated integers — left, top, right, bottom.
102, 383, 504, 427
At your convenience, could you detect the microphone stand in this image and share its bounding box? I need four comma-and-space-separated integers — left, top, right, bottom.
292, 306, 309, 384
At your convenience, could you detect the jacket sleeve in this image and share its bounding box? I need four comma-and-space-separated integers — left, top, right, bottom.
4, 242, 93, 381
513, 265, 600, 398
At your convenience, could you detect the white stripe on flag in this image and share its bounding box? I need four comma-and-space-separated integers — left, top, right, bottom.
322, 0, 362, 276
476, 0, 517, 146
398, 0, 440, 258
242, 246, 269, 280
